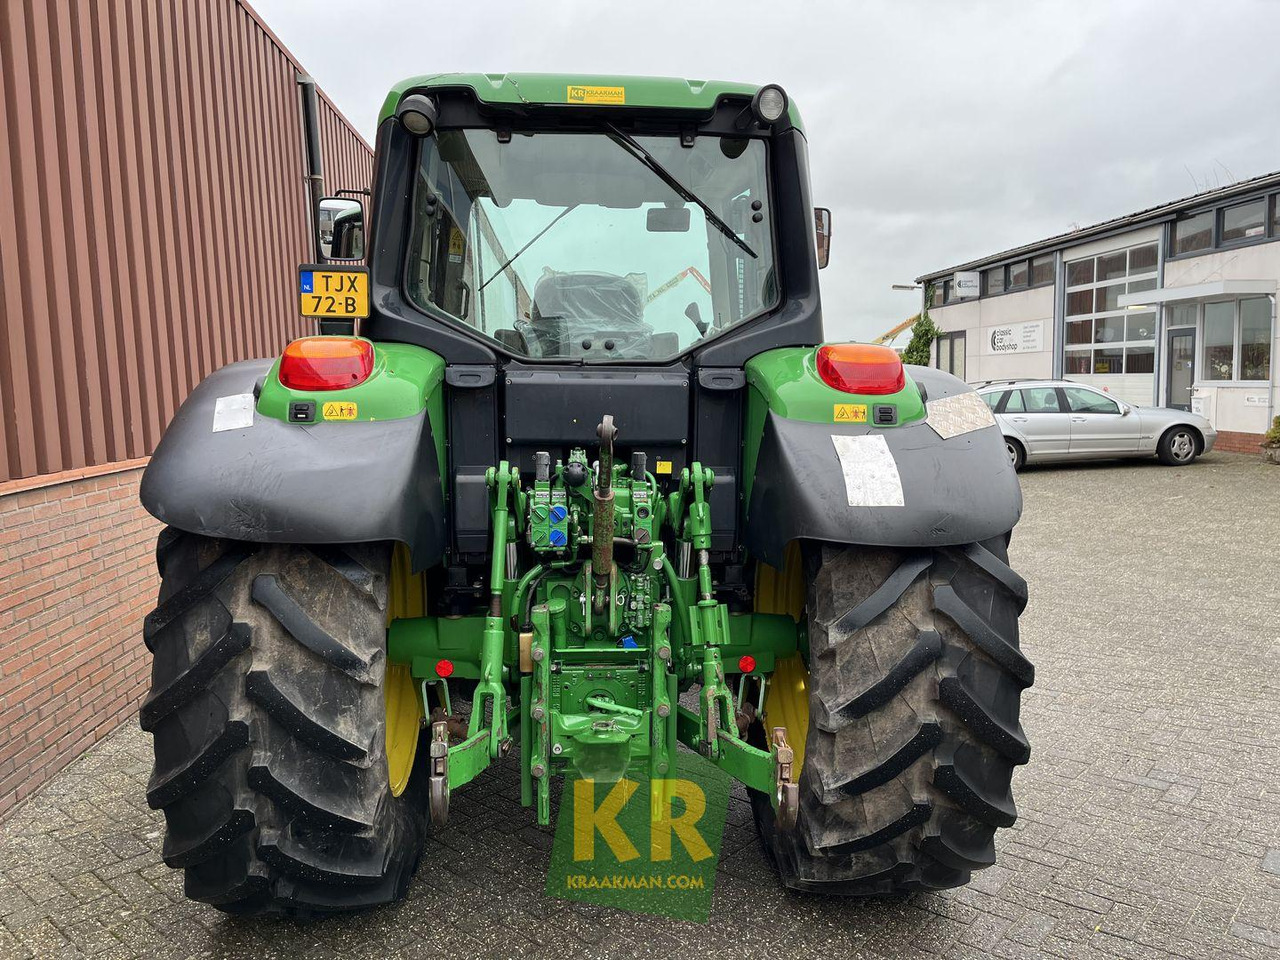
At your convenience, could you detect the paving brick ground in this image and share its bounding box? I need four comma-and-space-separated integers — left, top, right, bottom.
1, 452, 1278, 959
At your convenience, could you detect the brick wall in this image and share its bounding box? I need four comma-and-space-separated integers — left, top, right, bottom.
1214, 430, 1265, 455
0, 466, 159, 819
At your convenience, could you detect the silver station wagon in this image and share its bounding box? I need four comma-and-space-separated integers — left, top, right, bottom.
975, 379, 1217, 470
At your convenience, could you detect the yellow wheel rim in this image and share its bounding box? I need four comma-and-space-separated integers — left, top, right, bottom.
756, 541, 809, 774
763, 654, 808, 774
385, 662, 420, 797
386, 544, 426, 796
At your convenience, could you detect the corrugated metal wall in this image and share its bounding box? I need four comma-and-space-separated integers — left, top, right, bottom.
0, 0, 373, 482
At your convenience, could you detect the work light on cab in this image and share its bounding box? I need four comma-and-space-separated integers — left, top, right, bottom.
816, 343, 906, 395
279, 337, 374, 391
752, 84, 788, 124
396, 93, 438, 137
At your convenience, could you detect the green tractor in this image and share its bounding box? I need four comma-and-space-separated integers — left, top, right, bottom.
139, 74, 1032, 915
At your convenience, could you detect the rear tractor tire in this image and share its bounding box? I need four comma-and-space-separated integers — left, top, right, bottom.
140, 530, 427, 916
752, 539, 1033, 894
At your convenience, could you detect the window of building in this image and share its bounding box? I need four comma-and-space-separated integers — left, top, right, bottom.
1129, 244, 1157, 274
1031, 255, 1054, 286
1126, 346, 1155, 373
1007, 260, 1028, 290
984, 267, 1004, 296
1172, 211, 1213, 255
930, 283, 944, 308
1168, 303, 1197, 327
1220, 198, 1266, 244
942, 279, 954, 303
1062, 243, 1159, 375
1067, 259, 1094, 286
1097, 251, 1127, 282
1066, 290, 1093, 316
1241, 296, 1272, 381
1203, 302, 1235, 380
936, 331, 967, 380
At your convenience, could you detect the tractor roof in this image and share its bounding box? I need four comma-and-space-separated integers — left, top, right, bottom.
378, 73, 805, 132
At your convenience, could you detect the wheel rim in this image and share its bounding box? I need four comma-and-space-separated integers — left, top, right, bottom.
755, 542, 809, 775
1170, 431, 1194, 461
386, 543, 425, 797
1006, 441, 1019, 466
385, 663, 419, 796
762, 654, 809, 776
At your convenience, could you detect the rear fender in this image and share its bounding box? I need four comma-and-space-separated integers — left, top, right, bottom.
140, 343, 448, 571
741, 353, 1021, 568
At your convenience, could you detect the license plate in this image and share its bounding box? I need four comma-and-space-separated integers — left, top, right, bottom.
298, 265, 369, 319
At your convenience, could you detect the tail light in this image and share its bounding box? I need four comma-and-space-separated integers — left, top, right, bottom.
279, 337, 374, 391
816, 343, 905, 395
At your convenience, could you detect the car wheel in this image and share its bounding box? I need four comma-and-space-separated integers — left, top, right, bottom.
1157, 427, 1198, 466
1005, 438, 1026, 472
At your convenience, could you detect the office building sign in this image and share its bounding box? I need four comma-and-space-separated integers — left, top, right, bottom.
983, 319, 1045, 355
953, 271, 980, 299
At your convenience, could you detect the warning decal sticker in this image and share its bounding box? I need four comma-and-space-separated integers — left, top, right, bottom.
833, 403, 867, 424
322, 401, 358, 421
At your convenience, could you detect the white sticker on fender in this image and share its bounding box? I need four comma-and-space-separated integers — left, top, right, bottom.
212, 393, 255, 433
926, 391, 996, 439
831, 434, 904, 507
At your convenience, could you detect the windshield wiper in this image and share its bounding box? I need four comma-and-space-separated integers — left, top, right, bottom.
605, 124, 758, 261
478, 204, 578, 293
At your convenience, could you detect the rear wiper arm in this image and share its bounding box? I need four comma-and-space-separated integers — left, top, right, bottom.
605, 123, 758, 261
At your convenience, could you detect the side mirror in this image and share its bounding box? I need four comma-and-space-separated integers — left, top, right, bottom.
814, 207, 832, 269
317, 196, 364, 261
1120, 403, 1131, 416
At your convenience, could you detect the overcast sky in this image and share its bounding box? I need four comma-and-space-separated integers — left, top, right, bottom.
254, 0, 1280, 342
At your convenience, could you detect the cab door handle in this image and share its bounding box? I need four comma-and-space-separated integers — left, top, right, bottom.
1010, 416, 1029, 423
1071, 416, 1087, 422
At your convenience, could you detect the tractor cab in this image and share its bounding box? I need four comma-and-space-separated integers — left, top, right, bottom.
327, 76, 827, 367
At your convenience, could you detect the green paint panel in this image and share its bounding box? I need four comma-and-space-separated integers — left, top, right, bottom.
378, 73, 805, 133
256, 339, 445, 424
388, 616, 487, 679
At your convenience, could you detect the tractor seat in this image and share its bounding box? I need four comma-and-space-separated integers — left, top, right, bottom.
530, 272, 646, 329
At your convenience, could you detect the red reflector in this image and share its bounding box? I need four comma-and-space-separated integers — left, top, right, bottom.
817, 343, 905, 395
434, 659, 454, 678
279, 337, 374, 391
738, 655, 756, 673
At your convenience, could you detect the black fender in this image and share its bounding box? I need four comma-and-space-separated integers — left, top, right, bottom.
140, 359, 446, 570
744, 367, 1021, 568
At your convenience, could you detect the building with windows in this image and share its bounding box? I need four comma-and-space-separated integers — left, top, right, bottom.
916, 172, 1280, 452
